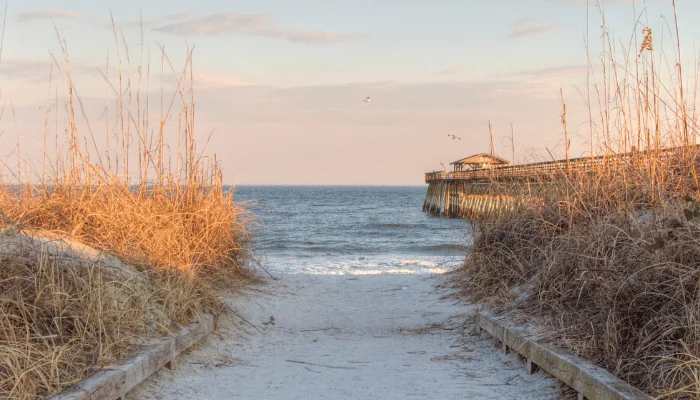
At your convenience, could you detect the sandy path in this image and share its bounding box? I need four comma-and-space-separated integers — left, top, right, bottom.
129, 273, 563, 399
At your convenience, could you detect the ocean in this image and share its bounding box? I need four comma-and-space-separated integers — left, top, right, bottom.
233, 186, 471, 275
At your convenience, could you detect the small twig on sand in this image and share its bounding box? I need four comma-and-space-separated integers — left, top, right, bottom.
250, 257, 278, 280
285, 359, 356, 370
299, 327, 341, 332
224, 305, 262, 334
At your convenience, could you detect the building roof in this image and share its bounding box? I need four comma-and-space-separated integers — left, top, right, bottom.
450, 153, 510, 165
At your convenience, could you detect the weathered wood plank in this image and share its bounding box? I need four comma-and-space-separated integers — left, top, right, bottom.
476, 312, 652, 400
48, 314, 215, 400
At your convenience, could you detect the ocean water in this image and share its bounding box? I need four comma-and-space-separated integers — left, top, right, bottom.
233, 186, 471, 275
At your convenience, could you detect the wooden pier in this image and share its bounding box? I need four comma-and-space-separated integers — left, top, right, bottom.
423, 147, 697, 219
423, 181, 520, 219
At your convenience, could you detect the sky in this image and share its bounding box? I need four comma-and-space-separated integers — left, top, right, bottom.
0, 0, 699, 185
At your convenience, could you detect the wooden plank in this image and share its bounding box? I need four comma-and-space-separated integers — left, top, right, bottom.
48, 314, 215, 400
476, 313, 652, 400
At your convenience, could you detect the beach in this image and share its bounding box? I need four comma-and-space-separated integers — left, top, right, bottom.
128, 272, 563, 399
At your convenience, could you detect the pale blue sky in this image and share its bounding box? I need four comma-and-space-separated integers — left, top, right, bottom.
1, 0, 699, 184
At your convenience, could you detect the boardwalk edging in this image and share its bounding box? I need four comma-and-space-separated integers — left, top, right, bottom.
475, 312, 652, 400
47, 314, 215, 400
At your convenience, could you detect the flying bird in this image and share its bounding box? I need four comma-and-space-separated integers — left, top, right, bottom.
448, 134, 461, 140
363, 96, 371, 103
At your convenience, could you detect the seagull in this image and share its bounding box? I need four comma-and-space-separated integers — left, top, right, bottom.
448, 134, 461, 140
363, 96, 371, 103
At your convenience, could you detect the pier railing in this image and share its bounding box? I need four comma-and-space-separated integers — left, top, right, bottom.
424, 171, 446, 181
424, 144, 700, 218
425, 145, 700, 183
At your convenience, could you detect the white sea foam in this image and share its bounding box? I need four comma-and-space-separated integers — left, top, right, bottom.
266, 256, 458, 276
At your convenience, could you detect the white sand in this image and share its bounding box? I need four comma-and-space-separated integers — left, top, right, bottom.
129, 273, 563, 399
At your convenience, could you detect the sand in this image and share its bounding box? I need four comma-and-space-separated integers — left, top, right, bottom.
128, 273, 564, 399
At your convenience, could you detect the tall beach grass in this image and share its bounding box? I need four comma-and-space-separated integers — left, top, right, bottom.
0, 22, 255, 400
454, 1, 700, 397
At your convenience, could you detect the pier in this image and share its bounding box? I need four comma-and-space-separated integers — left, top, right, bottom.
423, 146, 697, 218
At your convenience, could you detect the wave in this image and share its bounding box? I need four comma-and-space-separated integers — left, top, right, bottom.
292, 267, 451, 276
420, 244, 470, 252
398, 260, 438, 267
366, 223, 428, 229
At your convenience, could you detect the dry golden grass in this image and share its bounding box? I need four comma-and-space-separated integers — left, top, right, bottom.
0, 22, 256, 400
1, 233, 200, 399
0, 182, 251, 275
457, 160, 700, 397
454, 2, 700, 398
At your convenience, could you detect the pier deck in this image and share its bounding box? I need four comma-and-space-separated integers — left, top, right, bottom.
424, 146, 698, 218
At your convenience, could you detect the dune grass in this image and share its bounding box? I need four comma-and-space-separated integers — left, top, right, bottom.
453, 2, 700, 398
0, 26, 255, 400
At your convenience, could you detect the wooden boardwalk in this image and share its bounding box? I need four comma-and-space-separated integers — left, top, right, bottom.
423, 145, 698, 218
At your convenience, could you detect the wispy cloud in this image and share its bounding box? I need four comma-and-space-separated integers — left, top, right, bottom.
17, 10, 82, 22
544, 0, 641, 4
152, 12, 360, 44
102, 13, 191, 30
2, 78, 588, 184
0, 58, 102, 88
101, 18, 161, 31
190, 72, 253, 88
437, 67, 469, 76
0, 59, 50, 81
509, 18, 564, 38
518, 65, 588, 78
161, 13, 191, 22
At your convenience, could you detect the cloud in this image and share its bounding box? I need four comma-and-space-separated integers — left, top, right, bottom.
543, 0, 661, 6
0, 58, 105, 88
544, 0, 641, 3
162, 13, 191, 22
437, 68, 469, 76
171, 79, 583, 184
0, 77, 592, 185
192, 79, 567, 126
0, 59, 52, 82
514, 65, 592, 86
100, 18, 162, 31
17, 10, 82, 22
152, 13, 360, 44
0, 58, 249, 95
509, 18, 564, 38
191, 72, 253, 88
518, 65, 588, 78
